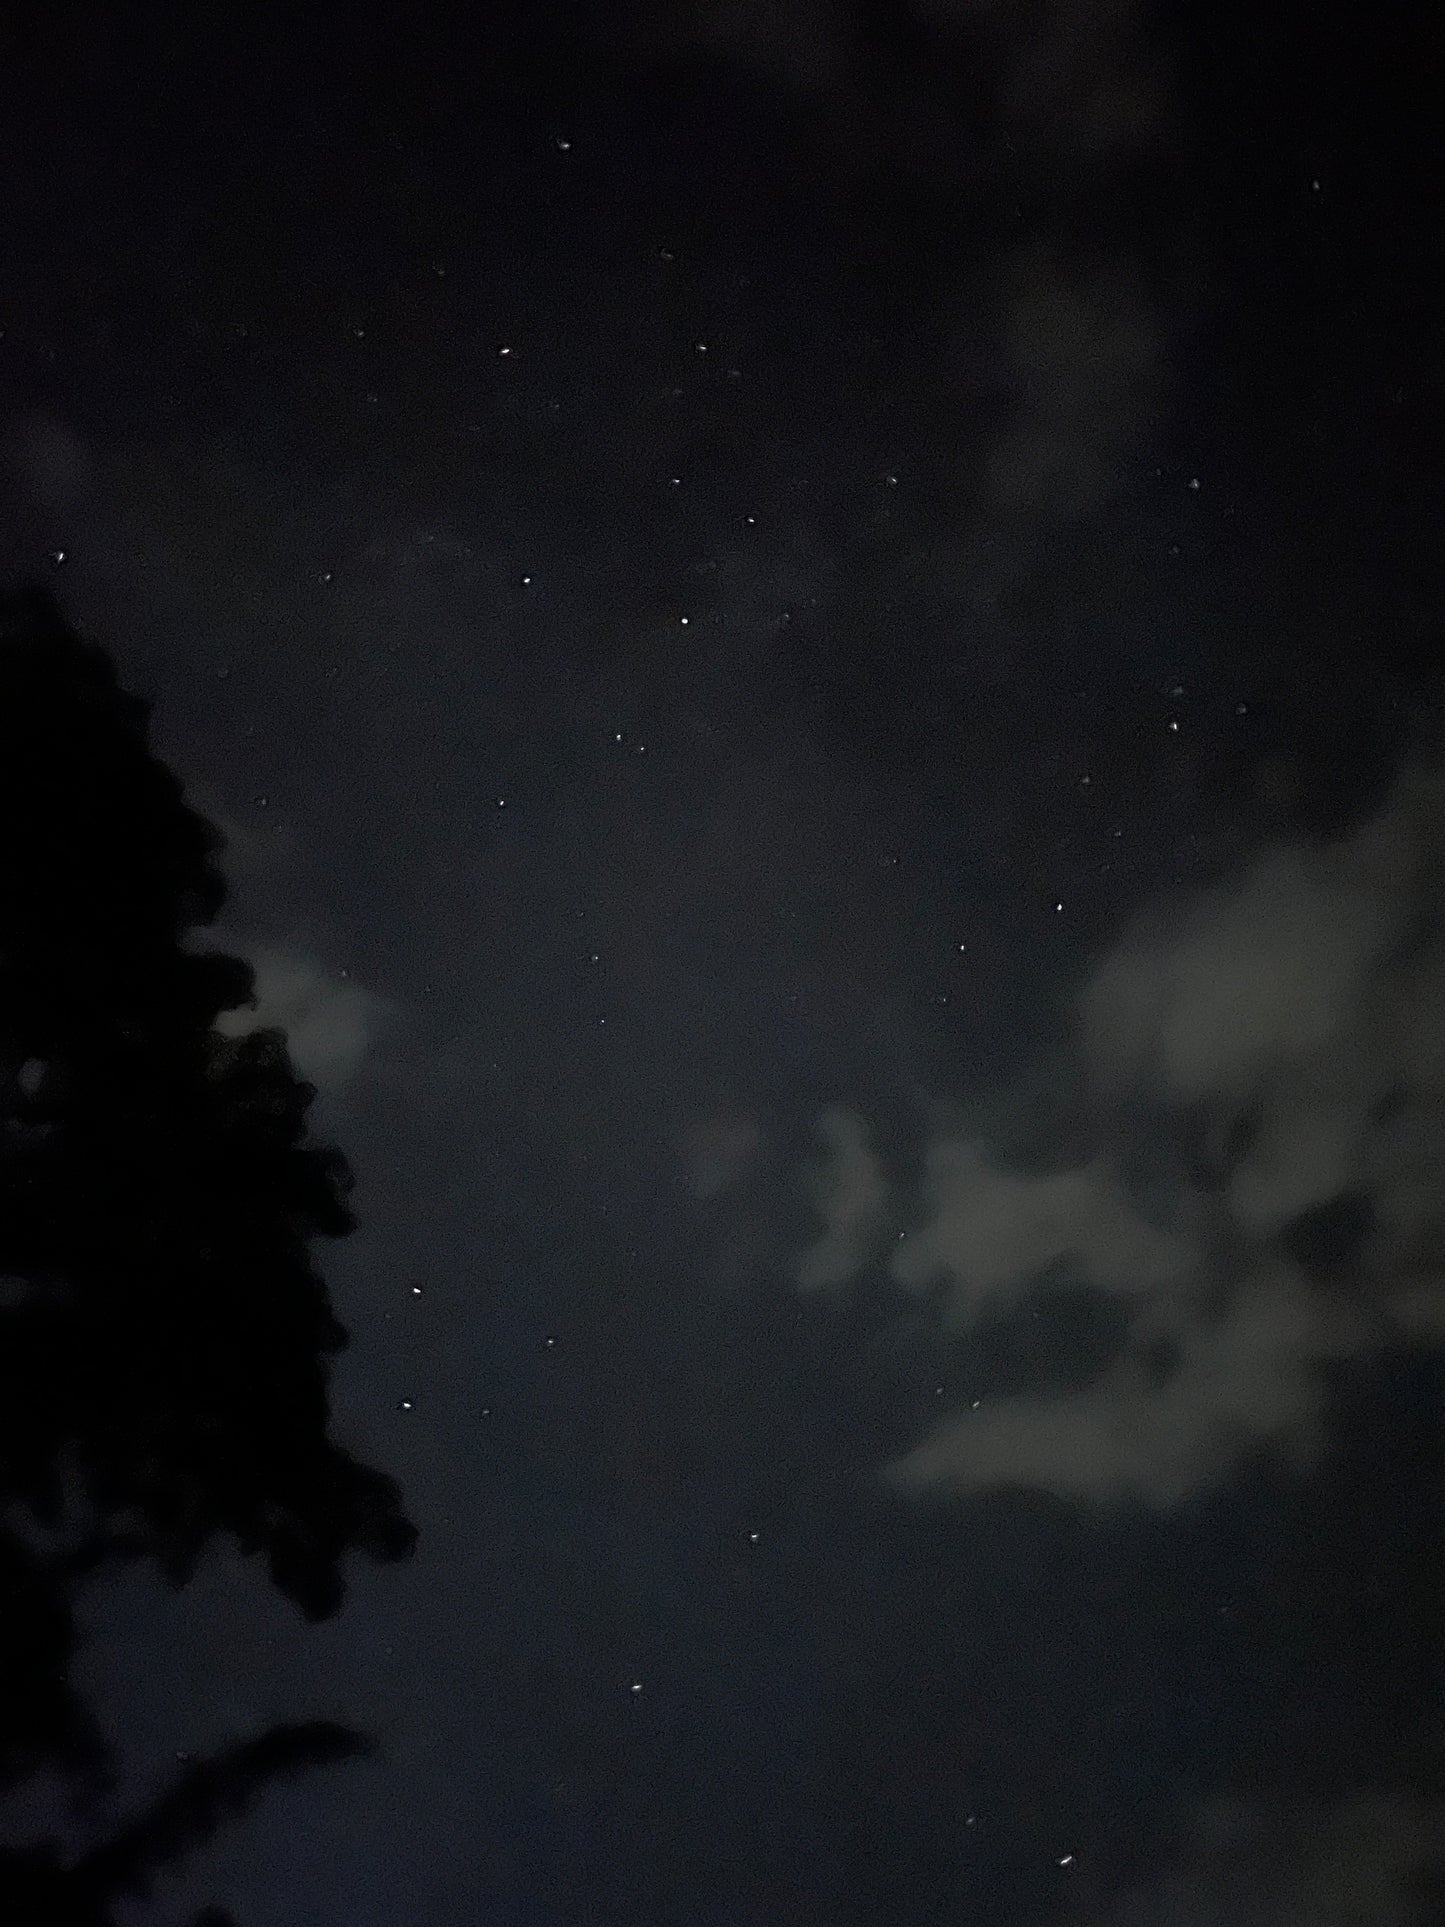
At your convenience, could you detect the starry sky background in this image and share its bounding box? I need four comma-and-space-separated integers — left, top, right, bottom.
2, 3, 1444, 1923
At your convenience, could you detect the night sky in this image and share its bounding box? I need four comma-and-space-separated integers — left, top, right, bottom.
3, 2, 1444, 1923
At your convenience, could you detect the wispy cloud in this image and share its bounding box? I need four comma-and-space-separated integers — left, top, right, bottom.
1071, 1792, 1445, 1927
795, 765, 1445, 1506
984, 244, 1165, 523
680, 1109, 768, 1203
796, 1107, 891, 1291
643, 0, 1180, 529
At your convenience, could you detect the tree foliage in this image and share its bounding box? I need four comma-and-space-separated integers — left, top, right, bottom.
0, 586, 417, 1921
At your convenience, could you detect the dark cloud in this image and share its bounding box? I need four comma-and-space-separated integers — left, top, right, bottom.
1069, 1792, 1445, 1927
627, 0, 1189, 541
3, 413, 95, 511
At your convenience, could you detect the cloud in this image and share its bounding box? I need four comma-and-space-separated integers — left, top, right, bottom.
640, 0, 1179, 530
981, 0, 1171, 168
652, 0, 1169, 157
213, 947, 386, 1096
2, 411, 95, 508
795, 1106, 890, 1291
884, 1260, 1371, 1507
984, 245, 1164, 522
795, 764, 1445, 1506
889, 1140, 1195, 1327
641, 0, 858, 93
1073, 1792, 1445, 1927
680, 1109, 767, 1202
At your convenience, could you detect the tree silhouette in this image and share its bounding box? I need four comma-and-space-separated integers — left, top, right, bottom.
0, 585, 417, 1917
0, 1722, 369, 1926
